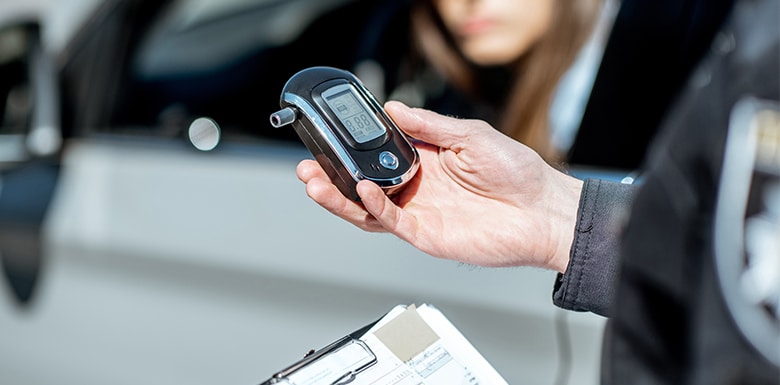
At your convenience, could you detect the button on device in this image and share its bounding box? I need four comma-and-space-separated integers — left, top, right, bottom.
379, 151, 399, 170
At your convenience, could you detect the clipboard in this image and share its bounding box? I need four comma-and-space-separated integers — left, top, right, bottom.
257, 304, 509, 385
258, 320, 380, 385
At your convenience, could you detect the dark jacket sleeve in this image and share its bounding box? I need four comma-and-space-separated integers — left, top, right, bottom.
552, 178, 636, 317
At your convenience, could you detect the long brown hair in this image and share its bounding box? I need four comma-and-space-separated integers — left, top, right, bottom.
410, 0, 602, 162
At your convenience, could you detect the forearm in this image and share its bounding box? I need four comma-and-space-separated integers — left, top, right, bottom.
552, 178, 636, 317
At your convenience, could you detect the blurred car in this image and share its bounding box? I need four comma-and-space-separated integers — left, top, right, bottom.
0, 0, 607, 384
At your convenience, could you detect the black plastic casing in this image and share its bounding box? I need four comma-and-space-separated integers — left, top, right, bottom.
277, 67, 419, 201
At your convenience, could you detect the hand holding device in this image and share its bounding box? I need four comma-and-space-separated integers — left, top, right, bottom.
297, 101, 585, 272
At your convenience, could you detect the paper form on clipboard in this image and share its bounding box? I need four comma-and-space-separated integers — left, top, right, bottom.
257, 304, 508, 385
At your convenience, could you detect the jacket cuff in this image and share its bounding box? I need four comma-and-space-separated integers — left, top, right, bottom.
553, 178, 635, 317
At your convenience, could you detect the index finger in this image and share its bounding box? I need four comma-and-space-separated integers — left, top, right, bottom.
384, 100, 475, 150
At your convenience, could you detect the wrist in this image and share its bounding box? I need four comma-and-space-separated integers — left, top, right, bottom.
545, 173, 584, 273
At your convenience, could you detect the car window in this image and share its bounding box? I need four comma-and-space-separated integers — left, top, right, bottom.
134, 0, 353, 79
101, 0, 412, 146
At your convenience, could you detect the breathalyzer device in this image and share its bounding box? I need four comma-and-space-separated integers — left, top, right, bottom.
270, 66, 419, 201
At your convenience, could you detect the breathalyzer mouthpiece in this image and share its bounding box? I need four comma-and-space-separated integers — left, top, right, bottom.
270, 107, 297, 128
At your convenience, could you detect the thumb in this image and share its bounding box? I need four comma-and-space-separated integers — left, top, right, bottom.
384, 100, 472, 149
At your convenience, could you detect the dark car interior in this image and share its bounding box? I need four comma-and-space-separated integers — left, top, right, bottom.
55, 0, 698, 171
59, 0, 415, 146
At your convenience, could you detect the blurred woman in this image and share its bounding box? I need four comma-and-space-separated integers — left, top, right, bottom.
396, 0, 605, 162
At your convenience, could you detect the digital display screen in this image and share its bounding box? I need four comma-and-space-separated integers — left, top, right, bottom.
323, 86, 385, 143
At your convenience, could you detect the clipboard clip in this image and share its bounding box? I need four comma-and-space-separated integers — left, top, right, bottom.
266, 336, 377, 385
